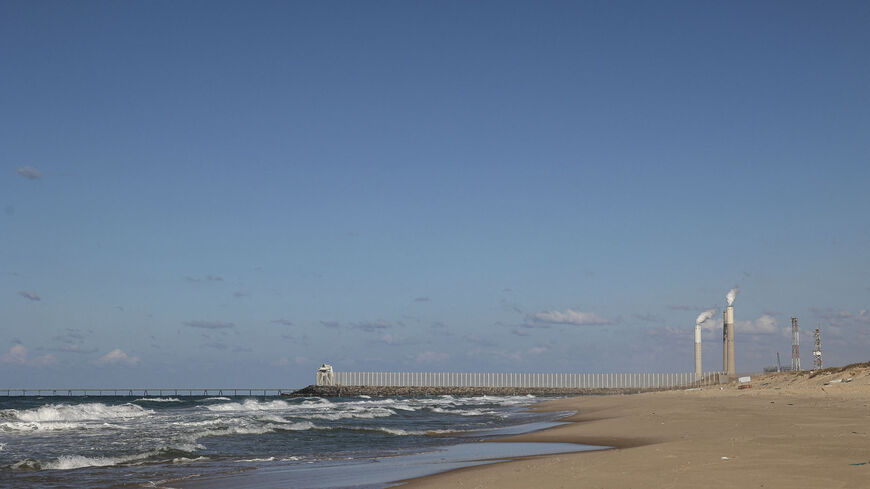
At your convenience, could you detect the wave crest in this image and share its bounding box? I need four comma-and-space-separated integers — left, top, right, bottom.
8, 403, 152, 423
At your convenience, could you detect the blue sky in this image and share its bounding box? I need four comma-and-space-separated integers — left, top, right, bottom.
2, 1, 868, 387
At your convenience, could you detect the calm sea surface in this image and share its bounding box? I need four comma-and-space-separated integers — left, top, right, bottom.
0, 394, 583, 489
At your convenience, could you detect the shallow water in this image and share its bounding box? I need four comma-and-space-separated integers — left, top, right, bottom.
0, 394, 587, 489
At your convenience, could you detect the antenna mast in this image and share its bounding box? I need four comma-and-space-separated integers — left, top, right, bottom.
791, 317, 801, 371
813, 327, 822, 370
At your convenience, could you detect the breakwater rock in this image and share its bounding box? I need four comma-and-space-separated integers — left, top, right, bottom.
285, 385, 667, 397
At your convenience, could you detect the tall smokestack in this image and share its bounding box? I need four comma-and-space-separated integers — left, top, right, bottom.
694, 308, 716, 381
725, 304, 735, 378
695, 325, 702, 380
723, 288, 738, 380
723, 314, 728, 373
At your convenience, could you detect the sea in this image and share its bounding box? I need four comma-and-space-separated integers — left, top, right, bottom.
0, 394, 594, 489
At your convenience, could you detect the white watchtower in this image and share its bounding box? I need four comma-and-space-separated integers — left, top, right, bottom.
316, 364, 335, 386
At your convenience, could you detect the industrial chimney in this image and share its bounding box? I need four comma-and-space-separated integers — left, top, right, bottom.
724, 304, 735, 379
722, 287, 738, 380
694, 324, 702, 380
694, 308, 715, 382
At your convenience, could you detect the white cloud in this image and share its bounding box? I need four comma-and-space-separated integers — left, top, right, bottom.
30, 354, 57, 366
1, 344, 56, 366
97, 348, 140, 366
736, 314, 780, 334
416, 351, 449, 364
533, 309, 613, 326
16, 166, 42, 180
379, 334, 404, 345
1, 344, 28, 364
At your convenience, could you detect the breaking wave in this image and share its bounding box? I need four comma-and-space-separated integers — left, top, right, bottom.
4, 403, 151, 423
203, 399, 294, 412
8, 447, 199, 471
0, 421, 126, 432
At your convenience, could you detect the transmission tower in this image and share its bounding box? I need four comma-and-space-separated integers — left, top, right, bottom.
813, 327, 822, 370
791, 317, 801, 371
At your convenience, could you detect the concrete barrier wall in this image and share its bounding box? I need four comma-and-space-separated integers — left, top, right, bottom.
328, 371, 722, 388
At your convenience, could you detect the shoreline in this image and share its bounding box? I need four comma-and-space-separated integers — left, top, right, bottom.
173, 410, 604, 489
399, 363, 870, 488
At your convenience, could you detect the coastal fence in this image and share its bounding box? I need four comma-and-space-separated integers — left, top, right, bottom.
329, 371, 721, 389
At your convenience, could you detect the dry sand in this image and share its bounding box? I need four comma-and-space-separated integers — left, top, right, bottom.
402, 363, 870, 489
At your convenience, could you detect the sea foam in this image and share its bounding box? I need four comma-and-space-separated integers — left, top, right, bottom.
10, 403, 152, 423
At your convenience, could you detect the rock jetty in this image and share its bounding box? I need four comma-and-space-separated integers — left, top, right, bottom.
285, 385, 668, 397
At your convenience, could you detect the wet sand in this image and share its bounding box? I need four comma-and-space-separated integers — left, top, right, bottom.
402, 363, 870, 489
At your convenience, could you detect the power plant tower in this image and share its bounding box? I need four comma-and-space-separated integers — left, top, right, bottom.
694, 308, 715, 381
722, 287, 738, 379
813, 327, 822, 370
722, 320, 728, 373
791, 317, 801, 371
694, 324, 702, 380
724, 304, 735, 378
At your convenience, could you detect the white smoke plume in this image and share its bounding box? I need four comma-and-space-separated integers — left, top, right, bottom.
695, 308, 717, 325
726, 287, 739, 306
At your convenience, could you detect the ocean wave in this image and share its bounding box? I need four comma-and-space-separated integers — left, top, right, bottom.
204, 399, 292, 412
9, 446, 200, 471
307, 407, 396, 420
237, 456, 276, 462
134, 397, 182, 403
1, 421, 91, 432
7, 402, 152, 423
428, 406, 496, 416
198, 397, 231, 401
470, 394, 537, 406
255, 414, 289, 423
372, 427, 431, 436
273, 421, 320, 432
181, 420, 320, 444
344, 398, 419, 411
171, 456, 209, 464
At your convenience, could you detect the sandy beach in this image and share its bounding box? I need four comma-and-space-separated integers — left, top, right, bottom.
402, 363, 870, 489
